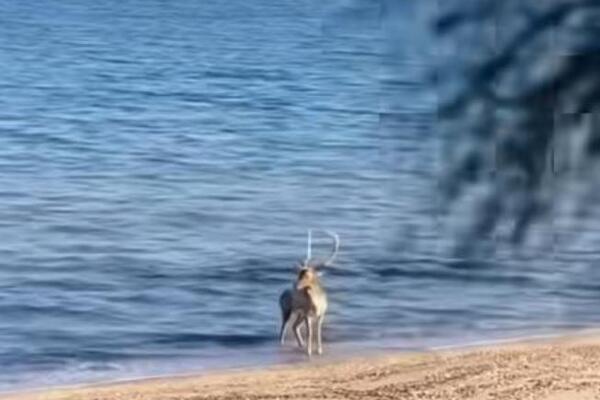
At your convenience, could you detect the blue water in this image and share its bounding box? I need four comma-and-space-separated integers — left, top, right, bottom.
1, 0, 600, 392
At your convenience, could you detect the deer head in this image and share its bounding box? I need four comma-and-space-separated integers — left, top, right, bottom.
295, 229, 339, 290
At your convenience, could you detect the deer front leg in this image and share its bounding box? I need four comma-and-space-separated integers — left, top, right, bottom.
316, 315, 324, 355
305, 316, 313, 356
292, 315, 305, 349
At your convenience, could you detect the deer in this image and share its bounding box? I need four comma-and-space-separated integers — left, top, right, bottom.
279, 229, 339, 356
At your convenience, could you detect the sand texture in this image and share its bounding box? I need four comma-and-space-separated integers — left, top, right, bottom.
5, 334, 600, 400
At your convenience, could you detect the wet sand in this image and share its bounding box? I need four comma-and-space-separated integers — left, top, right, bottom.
5, 333, 600, 400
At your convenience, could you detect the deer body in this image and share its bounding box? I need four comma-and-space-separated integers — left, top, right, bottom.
279, 230, 338, 356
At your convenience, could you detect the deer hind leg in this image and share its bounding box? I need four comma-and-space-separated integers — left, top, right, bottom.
280, 309, 292, 345
292, 314, 306, 349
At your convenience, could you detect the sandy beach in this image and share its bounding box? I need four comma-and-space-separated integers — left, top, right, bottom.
5, 333, 600, 400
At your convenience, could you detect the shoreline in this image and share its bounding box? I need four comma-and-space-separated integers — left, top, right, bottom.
5, 330, 600, 400
0, 328, 580, 396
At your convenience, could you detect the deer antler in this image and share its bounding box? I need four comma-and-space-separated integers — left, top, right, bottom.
321, 230, 339, 266
302, 229, 339, 267
304, 229, 313, 266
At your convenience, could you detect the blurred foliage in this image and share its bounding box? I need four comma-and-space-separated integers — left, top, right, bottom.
434, 0, 600, 252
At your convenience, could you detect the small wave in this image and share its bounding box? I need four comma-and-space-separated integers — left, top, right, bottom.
151, 333, 274, 347
373, 266, 537, 287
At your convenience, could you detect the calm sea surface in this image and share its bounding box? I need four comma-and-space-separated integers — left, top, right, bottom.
1, 0, 600, 391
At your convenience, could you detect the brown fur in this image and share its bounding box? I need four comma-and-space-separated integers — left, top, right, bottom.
279, 265, 328, 356
279, 230, 338, 357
